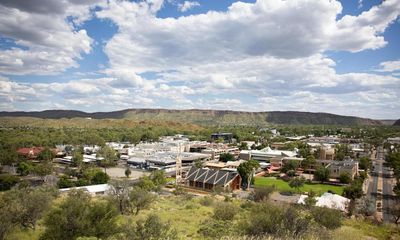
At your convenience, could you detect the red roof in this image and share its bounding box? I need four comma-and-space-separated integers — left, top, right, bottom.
17, 147, 45, 157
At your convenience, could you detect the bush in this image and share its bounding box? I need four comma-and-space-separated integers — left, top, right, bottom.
242, 203, 312, 238
199, 196, 214, 206
251, 186, 275, 202
0, 174, 20, 191
311, 207, 343, 230
339, 173, 351, 184
198, 219, 233, 239
213, 202, 239, 221
91, 171, 109, 184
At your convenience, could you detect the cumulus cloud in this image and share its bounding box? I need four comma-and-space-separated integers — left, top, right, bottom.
178, 1, 200, 12
376, 60, 400, 72
1, 0, 400, 118
0, 0, 104, 75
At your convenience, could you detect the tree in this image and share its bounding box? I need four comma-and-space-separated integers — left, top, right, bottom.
72, 149, 83, 168
314, 166, 330, 183
130, 187, 155, 215
335, 144, 351, 161
0, 187, 57, 239
17, 161, 33, 176
83, 167, 109, 185
301, 155, 316, 170
311, 207, 342, 230
194, 159, 203, 168
41, 190, 118, 240
125, 167, 131, 178
343, 182, 363, 200
289, 177, 305, 193
212, 202, 238, 221
281, 161, 298, 173
33, 162, 53, 180
97, 146, 117, 171
0, 147, 18, 167
91, 171, 109, 184
219, 153, 235, 162
0, 174, 19, 191
357, 196, 375, 216
137, 176, 156, 192
358, 156, 372, 171
390, 200, 400, 224
237, 159, 260, 190
107, 180, 131, 214
339, 173, 351, 184
38, 147, 54, 161
149, 170, 167, 190
239, 142, 248, 150
304, 190, 317, 208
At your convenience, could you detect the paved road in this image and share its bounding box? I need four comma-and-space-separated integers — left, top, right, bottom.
374, 146, 395, 222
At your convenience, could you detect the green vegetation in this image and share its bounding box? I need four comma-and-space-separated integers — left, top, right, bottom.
237, 159, 260, 189
219, 153, 235, 162
254, 177, 344, 195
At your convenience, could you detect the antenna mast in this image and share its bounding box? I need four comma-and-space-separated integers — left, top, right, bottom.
175, 142, 183, 185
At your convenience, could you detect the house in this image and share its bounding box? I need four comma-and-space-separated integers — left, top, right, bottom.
17, 147, 46, 159
325, 159, 359, 180
185, 166, 241, 191
60, 184, 110, 196
388, 137, 400, 145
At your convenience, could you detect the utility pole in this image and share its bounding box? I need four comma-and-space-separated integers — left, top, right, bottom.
175, 142, 183, 185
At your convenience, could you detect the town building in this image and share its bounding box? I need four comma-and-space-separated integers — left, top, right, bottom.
239, 147, 298, 162
185, 166, 241, 191
211, 133, 234, 143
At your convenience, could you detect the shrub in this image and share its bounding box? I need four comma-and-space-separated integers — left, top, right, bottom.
311, 207, 343, 230
252, 185, 275, 202
0, 174, 20, 191
242, 203, 312, 238
198, 219, 233, 238
199, 196, 214, 206
339, 173, 351, 184
213, 202, 239, 221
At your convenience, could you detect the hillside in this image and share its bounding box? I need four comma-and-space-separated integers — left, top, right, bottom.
394, 119, 400, 126
0, 109, 387, 126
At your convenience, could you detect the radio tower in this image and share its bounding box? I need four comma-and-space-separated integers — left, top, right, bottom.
175, 142, 183, 185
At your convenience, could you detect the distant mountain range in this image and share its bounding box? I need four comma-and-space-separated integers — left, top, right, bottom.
0, 109, 397, 126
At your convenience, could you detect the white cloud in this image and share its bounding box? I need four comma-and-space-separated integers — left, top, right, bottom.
178, 1, 200, 12
0, 0, 105, 75
376, 60, 400, 72
1, 0, 400, 119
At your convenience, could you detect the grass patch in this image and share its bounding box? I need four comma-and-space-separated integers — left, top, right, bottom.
333, 219, 400, 240
254, 177, 345, 195
136, 196, 214, 238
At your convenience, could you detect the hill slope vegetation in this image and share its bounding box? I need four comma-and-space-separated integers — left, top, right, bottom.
0, 109, 386, 126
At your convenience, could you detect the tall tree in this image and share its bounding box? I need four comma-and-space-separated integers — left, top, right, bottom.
130, 187, 155, 215
314, 167, 330, 183
97, 146, 118, 172
41, 190, 118, 240
289, 177, 305, 193
237, 159, 260, 190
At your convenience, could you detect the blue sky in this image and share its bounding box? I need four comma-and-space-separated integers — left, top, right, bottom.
0, 0, 399, 119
